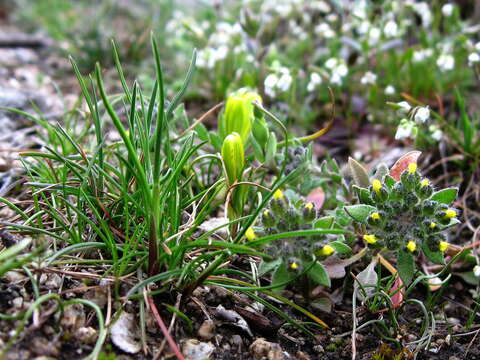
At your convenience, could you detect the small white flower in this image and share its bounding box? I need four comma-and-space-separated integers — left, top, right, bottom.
307, 72, 322, 92
335, 63, 348, 77
414, 106, 430, 123
385, 85, 395, 95
357, 21, 370, 35
442, 3, 454, 17
476, 42, 480, 52
397, 101, 412, 114
325, 58, 338, 69
395, 119, 417, 140
315, 23, 335, 38
412, 49, 433, 63
330, 72, 342, 85
429, 125, 443, 141
360, 71, 377, 85
213, 46, 229, 62
384, 20, 398, 38
277, 71, 293, 92
468, 53, 480, 66
264, 74, 278, 97
368, 27, 381, 45
437, 54, 455, 71
474, 265, 480, 278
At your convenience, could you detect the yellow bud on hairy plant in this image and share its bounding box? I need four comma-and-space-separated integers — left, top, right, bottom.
430, 222, 437, 229
371, 212, 381, 220
444, 209, 456, 219
245, 227, 257, 241
372, 179, 382, 193
439, 241, 449, 252
221, 89, 262, 144
406, 240, 417, 253
408, 162, 417, 174
420, 179, 429, 187
304, 202, 314, 210
363, 234, 377, 244
221, 132, 245, 186
290, 262, 299, 270
320, 244, 335, 257
273, 189, 284, 200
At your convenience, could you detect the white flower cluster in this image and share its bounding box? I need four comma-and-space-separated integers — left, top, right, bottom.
307, 72, 322, 92
325, 58, 348, 85
360, 71, 377, 85
196, 22, 244, 69
264, 62, 293, 97
468, 42, 480, 67
437, 54, 455, 72
394, 101, 443, 142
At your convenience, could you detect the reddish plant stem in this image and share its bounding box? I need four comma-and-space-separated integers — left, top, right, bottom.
147, 295, 185, 360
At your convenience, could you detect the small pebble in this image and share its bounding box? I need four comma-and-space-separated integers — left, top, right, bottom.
230, 334, 243, 348
197, 319, 215, 340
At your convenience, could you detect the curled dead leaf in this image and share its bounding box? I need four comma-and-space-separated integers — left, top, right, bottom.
389, 151, 421, 181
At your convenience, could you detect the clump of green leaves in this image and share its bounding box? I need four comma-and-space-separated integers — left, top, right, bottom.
345, 154, 460, 284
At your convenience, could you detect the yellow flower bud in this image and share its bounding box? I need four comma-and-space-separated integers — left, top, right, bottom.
439, 241, 449, 252
304, 202, 314, 210
406, 240, 417, 252
371, 212, 381, 220
290, 262, 299, 270
263, 209, 270, 216
245, 227, 257, 241
221, 132, 245, 186
420, 179, 429, 187
319, 244, 335, 256
273, 189, 284, 200
408, 162, 417, 174
444, 209, 456, 219
363, 234, 377, 244
372, 179, 382, 193
430, 222, 437, 229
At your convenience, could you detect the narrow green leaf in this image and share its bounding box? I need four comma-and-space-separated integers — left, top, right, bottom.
455, 88, 473, 153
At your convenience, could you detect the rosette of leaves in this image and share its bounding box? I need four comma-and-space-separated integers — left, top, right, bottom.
255, 190, 352, 293
345, 155, 460, 285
